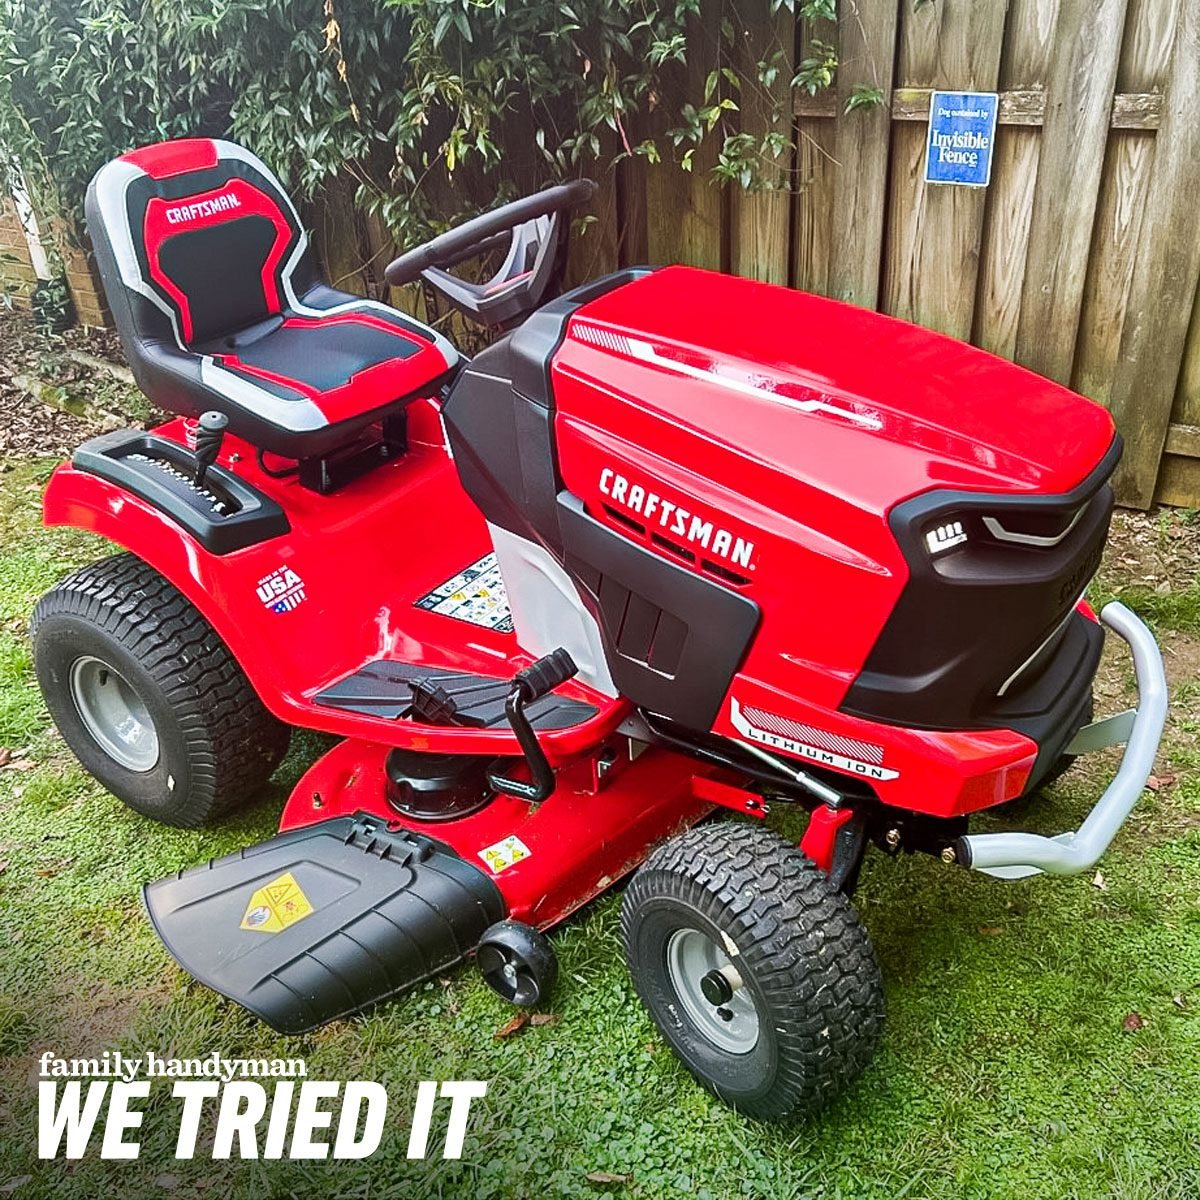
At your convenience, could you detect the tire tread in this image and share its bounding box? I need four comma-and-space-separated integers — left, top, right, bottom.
621, 821, 884, 1118
31, 552, 288, 825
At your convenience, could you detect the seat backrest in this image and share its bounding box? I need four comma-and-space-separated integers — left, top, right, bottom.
86, 138, 310, 350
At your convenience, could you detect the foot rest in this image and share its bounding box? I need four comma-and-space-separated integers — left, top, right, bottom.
316, 659, 598, 729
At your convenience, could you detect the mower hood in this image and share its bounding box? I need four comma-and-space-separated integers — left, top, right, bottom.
556, 266, 1116, 515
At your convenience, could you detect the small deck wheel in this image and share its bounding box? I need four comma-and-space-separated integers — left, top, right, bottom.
621, 821, 884, 1120
477, 920, 557, 1007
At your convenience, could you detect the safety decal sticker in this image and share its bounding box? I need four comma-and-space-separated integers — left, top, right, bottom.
240, 872, 315, 933
416, 553, 513, 633
256, 564, 306, 613
478, 835, 531, 874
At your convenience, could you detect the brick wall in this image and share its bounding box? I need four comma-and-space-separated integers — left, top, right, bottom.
0, 195, 38, 308
55, 220, 111, 328
0, 192, 112, 328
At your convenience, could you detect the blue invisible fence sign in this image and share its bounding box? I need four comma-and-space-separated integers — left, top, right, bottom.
924, 91, 999, 188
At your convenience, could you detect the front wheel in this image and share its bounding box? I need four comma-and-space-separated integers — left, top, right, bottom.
621, 822, 884, 1120
32, 553, 290, 827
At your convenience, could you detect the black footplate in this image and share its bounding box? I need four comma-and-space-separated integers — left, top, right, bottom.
74, 429, 288, 554
316, 659, 598, 728
144, 813, 505, 1034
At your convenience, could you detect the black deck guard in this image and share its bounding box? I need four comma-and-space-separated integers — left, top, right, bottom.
144, 813, 506, 1034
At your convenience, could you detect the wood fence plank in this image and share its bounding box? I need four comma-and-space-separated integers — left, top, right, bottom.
1073, 0, 1177, 412
730, 7, 793, 284
798, 88, 1163, 128
646, 0, 724, 269
882, 0, 1007, 340
1015, 0, 1129, 384
791, 11, 838, 294
1111, 92, 1163, 126
1160, 0, 1200, 477
973, 130, 1040, 358
616, 153, 649, 267
1152, 456, 1200, 507
1117, 0, 1180, 90
311, 174, 367, 296
1109, 0, 1200, 506
565, 166, 620, 288
1172, 270, 1200, 428
1070, 131, 1155, 405
1163, 423, 1200, 457
973, 0, 1059, 358
791, 116, 837, 294
824, 0, 899, 308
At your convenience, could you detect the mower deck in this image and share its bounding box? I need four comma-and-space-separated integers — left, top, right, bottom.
277, 736, 718, 928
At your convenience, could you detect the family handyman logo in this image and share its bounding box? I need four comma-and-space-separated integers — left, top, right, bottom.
37, 1052, 486, 1161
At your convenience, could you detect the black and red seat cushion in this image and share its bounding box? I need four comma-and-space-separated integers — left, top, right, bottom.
85, 137, 458, 458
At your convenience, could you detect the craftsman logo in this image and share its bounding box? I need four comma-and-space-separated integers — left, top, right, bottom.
164, 191, 242, 225
599, 468, 755, 569
729, 698, 899, 781
256, 565, 306, 613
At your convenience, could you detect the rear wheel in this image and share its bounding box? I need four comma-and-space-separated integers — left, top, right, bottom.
621, 822, 884, 1120
32, 553, 289, 827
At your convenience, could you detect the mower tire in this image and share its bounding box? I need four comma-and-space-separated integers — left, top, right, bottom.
621, 821, 883, 1120
32, 552, 290, 827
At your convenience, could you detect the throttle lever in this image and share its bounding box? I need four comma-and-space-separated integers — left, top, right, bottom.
193, 411, 228, 489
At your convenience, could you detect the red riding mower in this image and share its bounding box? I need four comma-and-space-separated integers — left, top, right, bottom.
31, 138, 1168, 1119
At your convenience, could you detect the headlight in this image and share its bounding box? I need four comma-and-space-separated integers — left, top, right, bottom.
924, 519, 967, 556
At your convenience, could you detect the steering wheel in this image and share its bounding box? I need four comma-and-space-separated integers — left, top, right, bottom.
383, 180, 595, 329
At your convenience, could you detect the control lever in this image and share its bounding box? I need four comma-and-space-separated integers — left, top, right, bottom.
488, 649, 579, 802
193, 410, 228, 488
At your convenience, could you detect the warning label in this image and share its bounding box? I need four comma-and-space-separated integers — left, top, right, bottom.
240, 872, 314, 934
478, 835, 532, 874
416, 553, 513, 633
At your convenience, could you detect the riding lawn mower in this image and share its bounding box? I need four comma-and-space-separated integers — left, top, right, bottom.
29, 138, 1168, 1119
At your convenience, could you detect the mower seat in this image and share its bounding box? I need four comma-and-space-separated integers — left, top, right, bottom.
85, 138, 458, 460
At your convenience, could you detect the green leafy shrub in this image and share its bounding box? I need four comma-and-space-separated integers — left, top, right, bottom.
0, 0, 846, 247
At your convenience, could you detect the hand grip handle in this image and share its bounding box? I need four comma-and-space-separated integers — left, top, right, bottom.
515, 649, 578, 702
194, 410, 228, 488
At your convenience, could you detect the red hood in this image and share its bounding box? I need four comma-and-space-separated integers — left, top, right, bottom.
561, 266, 1116, 513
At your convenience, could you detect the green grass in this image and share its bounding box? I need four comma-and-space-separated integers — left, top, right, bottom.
1, 456, 1199, 1199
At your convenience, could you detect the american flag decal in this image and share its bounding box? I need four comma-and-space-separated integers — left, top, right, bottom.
256, 565, 307, 614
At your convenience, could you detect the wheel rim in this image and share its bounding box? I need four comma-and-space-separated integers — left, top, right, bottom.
477, 943, 541, 1006
68, 655, 159, 772
665, 927, 760, 1054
